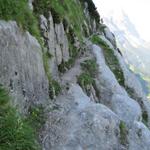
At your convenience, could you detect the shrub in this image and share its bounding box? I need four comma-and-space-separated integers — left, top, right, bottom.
0, 0, 41, 41
0, 86, 40, 150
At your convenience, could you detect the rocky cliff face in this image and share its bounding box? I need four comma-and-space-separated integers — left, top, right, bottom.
1, 0, 150, 150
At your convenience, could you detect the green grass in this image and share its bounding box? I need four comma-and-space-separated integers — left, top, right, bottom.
91, 35, 125, 87
43, 52, 61, 99
81, 59, 98, 77
77, 73, 94, 88
33, 0, 86, 41
27, 105, 46, 132
0, 86, 40, 150
43, 51, 52, 81
0, 0, 41, 42
78, 59, 99, 97
119, 121, 128, 146
49, 80, 61, 99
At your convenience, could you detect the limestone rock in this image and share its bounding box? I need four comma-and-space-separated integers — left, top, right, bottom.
129, 121, 150, 150
92, 44, 141, 126
0, 21, 49, 113
55, 22, 70, 62
42, 84, 121, 150
104, 27, 116, 48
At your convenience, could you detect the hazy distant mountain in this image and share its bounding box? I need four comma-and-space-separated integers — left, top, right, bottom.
103, 11, 150, 95
104, 11, 150, 75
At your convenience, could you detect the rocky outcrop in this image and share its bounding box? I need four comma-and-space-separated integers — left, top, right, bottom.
42, 84, 121, 150
129, 121, 150, 150
39, 12, 71, 79
0, 21, 49, 113
92, 44, 141, 126
99, 28, 150, 128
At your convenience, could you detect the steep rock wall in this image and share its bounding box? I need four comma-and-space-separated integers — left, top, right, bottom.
0, 21, 49, 113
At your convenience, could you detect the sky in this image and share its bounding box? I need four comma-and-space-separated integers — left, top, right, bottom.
93, 0, 150, 42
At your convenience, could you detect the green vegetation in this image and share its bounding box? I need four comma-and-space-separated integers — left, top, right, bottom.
142, 111, 149, 127
33, 0, 61, 23
27, 105, 46, 132
33, 0, 86, 40
43, 49, 61, 99
0, 86, 40, 150
58, 58, 75, 73
0, 0, 41, 42
79, 0, 100, 24
77, 59, 99, 96
43, 51, 52, 81
125, 86, 135, 98
77, 72, 94, 96
78, 73, 94, 88
49, 80, 61, 99
119, 121, 128, 146
81, 59, 98, 77
91, 35, 125, 87
58, 27, 79, 73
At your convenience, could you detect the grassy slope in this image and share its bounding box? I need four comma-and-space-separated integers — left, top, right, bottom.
0, 86, 41, 150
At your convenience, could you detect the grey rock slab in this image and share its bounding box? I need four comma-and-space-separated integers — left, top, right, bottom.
92, 44, 141, 126
0, 20, 49, 112
42, 84, 121, 150
129, 121, 150, 150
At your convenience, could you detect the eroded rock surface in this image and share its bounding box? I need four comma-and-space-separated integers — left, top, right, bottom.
0, 21, 49, 112
42, 84, 121, 150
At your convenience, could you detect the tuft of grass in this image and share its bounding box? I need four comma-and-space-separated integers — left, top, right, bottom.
77, 73, 94, 90
119, 121, 128, 146
43, 51, 52, 81
49, 80, 61, 99
78, 59, 99, 97
0, 86, 40, 150
0, 0, 41, 42
81, 59, 98, 77
27, 105, 46, 132
91, 35, 125, 87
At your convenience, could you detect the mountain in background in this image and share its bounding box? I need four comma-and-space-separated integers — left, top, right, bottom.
103, 10, 150, 98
